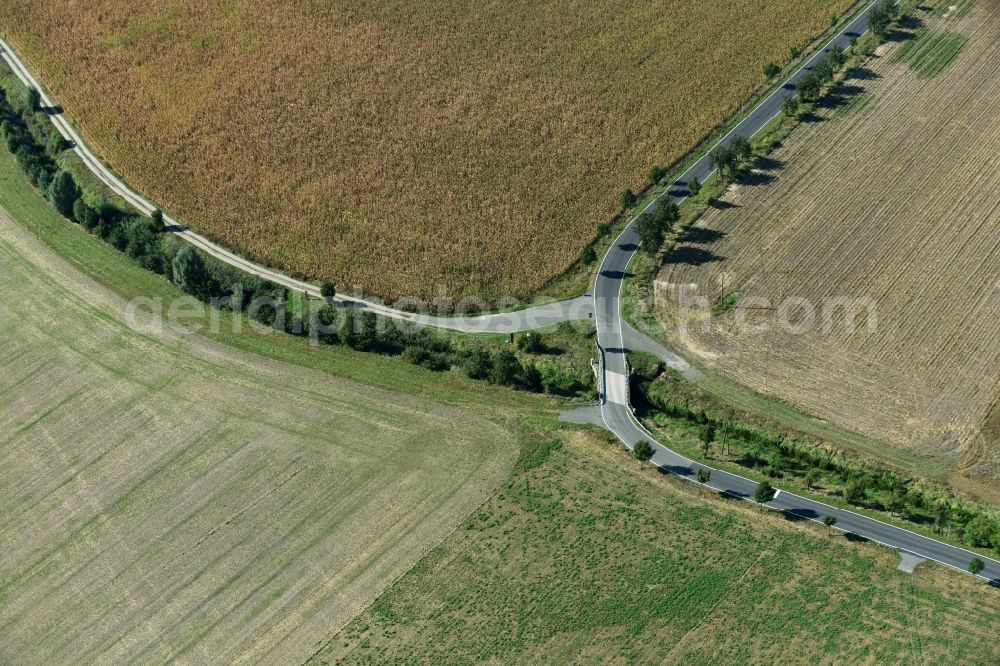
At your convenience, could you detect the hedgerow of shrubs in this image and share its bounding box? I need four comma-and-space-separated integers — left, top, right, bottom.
0, 81, 594, 399
631, 361, 1000, 557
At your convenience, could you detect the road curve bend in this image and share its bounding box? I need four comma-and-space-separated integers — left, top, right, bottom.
594, 0, 1000, 584
0, 37, 593, 333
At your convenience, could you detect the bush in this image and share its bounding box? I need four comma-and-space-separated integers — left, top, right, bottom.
489, 350, 521, 386
633, 441, 654, 462
782, 94, 800, 118
648, 165, 666, 184
964, 515, 998, 549
620, 188, 637, 210
522, 364, 543, 392
969, 558, 985, 576
687, 176, 701, 196
172, 245, 210, 297
47, 169, 80, 218
580, 245, 597, 265
754, 480, 776, 504
730, 135, 753, 161
797, 72, 821, 101
763, 62, 781, 79
462, 348, 491, 380
320, 281, 336, 300
517, 332, 543, 353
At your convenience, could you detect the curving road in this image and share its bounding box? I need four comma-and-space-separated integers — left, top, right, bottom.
0, 37, 594, 333
595, 0, 1000, 583
3, 1, 998, 583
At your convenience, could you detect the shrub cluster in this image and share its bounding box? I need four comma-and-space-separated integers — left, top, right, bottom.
635, 368, 1000, 556
796, 44, 847, 101
0, 81, 594, 400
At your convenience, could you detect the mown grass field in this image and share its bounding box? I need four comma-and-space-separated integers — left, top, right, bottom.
314, 432, 1000, 664
0, 0, 854, 301
0, 151, 521, 663
654, 2, 1000, 499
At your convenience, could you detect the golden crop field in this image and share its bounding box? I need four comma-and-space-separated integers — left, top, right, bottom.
0, 0, 854, 301
0, 204, 517, 664
655, 3, 999, 497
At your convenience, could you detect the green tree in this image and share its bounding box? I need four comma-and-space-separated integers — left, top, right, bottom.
462, 348, 491, 380
47, 169, 80, 218
688, 175, 701, 196
171, 245, 209, 297
72, 198, 97, 227
654, 198, 680, 227
356, 311, 378, 352
522, 364, 543, 392
700, 425, 715, 458
868, 3, 897, 37
648, 165, 666, 184
822, 515, 838, 532
964, 515, 998, 548
830, 44, 846, 67
17, 85, 40, 114
783, 94, 800, 118
789, 46, 801, 60
969, 558, 985, 576
843, 479, 867, 505
489, 350, 521, 386
320, 281, 337, 301
635, 212, 665, 253
621, 188, 637, 210
338, 307, 357, 348
633, 440, 654, 462
47, 130, 65, 156
731, 135, 753, 161
763, 62, 781, 79
580, 245, 597, 264
697, 468, 711, 484
805, 468, 820, 490
709, 146, 738, 181
151, 208, 164, 226
754, 480, 776, 504
797, 72, 821, 101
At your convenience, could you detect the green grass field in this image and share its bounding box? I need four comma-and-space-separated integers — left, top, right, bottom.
315, 433, 1000, 664
893, 29, 968, 78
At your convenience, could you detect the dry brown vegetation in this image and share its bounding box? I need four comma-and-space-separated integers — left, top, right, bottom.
655, 3, 999, 496
0, 206, 516, 664
0, 0, 853, 301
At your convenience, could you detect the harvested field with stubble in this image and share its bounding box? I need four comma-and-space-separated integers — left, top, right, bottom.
0, 207, 517, 664
655, 3, 1000, 495
0, 0, 854, 301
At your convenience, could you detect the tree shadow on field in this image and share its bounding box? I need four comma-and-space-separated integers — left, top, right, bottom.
679, 226, 726, 244
844, 532, 870, 543
661, 246, 724, 267
848, 66, 880, 81
817, 84, 867, 111
885, 16, 925, 43
708, 198, 738, 210
754, 156, 785, 172
735, 170, 776, 187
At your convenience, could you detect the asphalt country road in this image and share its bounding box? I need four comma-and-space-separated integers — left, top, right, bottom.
3, 1, 998, 583
595, 0, 1000, 584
